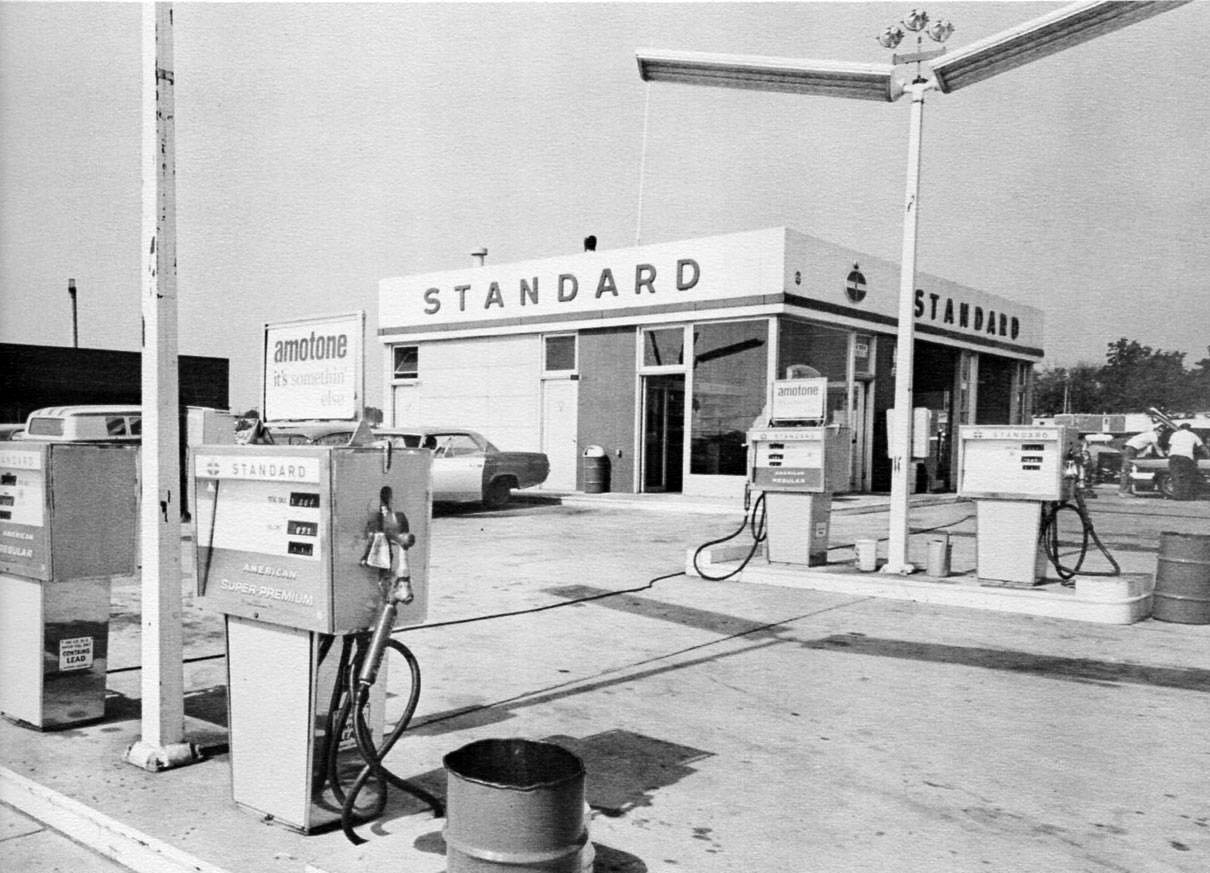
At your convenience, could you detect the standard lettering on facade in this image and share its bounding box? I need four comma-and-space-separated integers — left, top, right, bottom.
422, 259, 701, 315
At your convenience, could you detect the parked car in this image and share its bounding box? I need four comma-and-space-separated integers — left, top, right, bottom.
374, 427, 550, 508
1128, 456, 1210, 498
14, 405, 141, 442
263, 421, 362, 446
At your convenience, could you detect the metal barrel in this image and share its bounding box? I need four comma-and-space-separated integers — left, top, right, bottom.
1153, 532, 1210, 624
581, 455, 610, 494
444, 738, 589, 872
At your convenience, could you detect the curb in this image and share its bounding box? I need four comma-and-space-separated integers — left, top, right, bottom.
0, 766, 234, 873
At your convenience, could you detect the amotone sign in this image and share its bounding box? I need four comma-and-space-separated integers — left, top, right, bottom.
262, 312, 364, 422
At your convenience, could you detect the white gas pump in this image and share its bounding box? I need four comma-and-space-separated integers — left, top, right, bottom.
0, 443, 138, 729
747, 376, 850, 566
957, 424, 1077, 586
191, 441, 435, 835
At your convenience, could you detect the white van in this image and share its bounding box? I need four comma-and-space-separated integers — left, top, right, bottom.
16, 405, 142, 442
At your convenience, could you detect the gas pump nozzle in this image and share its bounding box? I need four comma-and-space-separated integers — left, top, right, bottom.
357, 574, 414, 695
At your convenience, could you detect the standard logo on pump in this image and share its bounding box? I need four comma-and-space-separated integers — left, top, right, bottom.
195, 454, 320, 483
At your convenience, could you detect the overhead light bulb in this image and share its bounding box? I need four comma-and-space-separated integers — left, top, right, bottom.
876, 25, 905, 49
926, 19, 954, 43
902, 9, 929, 33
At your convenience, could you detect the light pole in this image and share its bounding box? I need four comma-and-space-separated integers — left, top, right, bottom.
637, 0, 1189, 574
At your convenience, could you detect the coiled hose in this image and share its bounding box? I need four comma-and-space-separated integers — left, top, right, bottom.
692, 487, 767, 581
1039, 487, 1121, 584
321, 633, 443, 844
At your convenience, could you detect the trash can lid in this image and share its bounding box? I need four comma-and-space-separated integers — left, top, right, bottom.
582, 445, 606, 457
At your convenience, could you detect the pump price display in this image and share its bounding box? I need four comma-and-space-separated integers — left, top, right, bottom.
194, 477, 323, 562
958, 425, 1071, 500
0, 449, 46, 528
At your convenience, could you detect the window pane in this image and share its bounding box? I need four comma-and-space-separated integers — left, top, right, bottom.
690, 321, 767, 476
778, 321, 850, 380
544, 335, 576, 372
643, 327, 684, 367
27, 417, 63, 436
393, 346, 418, 379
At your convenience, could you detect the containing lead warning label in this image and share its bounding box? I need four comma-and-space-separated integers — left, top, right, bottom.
59, 636, 94, 672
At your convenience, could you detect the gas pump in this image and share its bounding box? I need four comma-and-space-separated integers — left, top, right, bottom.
747, 375, 850, 566
191, 441, 435, 836
0, 443, 138, 729
957, 424, 1076, 586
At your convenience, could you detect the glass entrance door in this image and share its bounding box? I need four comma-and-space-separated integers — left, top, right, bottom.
642, 374, 684, 492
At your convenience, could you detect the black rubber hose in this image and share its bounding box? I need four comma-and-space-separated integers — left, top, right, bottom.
1041, 490, 1121, 583
691, 491, 767, 581
340, 639, 443, 845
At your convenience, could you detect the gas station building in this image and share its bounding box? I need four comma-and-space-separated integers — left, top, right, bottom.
377, 227, 1042, 500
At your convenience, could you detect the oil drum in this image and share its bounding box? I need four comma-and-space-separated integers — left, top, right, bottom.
1153, 531, 1210, 624
444, 738, 590, 872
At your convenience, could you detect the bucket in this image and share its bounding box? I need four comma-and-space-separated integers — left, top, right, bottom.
444, 738, 589, 872
926, 536, 951, 578
855, 539, 878, 572
1153, 531, 1210, 624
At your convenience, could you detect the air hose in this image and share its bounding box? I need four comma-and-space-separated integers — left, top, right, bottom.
320, 629, 443, 845
692, 486, 767, 581
1039, 486, 1121, 584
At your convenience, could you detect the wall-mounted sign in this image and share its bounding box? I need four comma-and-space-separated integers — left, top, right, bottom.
262, 312, 364, 422
845, 264, 867, 303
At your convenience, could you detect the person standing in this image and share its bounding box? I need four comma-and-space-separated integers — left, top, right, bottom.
1167, 423, 1207, 501
1119, 425, 1165, 496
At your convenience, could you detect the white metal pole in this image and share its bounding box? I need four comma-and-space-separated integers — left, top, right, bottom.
126, 1, 194, 771
885, 81, 928, 574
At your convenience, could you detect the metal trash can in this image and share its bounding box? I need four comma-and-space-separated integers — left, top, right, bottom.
444, 738, 591, 872
1153, 531, 1210, 624
581, 445, 610, 494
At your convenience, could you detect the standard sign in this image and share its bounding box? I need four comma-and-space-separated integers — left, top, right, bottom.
770, 377, 827, 422
263, 312, 364, 422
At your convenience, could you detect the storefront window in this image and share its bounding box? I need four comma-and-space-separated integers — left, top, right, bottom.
643, 327, 685, 368
778, 320, 850, 380
690, 320, 767, 476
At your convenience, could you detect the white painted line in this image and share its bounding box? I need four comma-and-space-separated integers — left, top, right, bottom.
0, 766, 234, 873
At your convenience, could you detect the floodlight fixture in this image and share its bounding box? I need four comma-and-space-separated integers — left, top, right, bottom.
877, 26, 906, 50
902, 9, 930, 33
930, 0, 1190, 93
926, 19, 955, 44
636, 49, 903, 103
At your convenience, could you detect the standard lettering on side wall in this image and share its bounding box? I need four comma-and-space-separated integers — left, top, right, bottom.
914, 289, 1021, 340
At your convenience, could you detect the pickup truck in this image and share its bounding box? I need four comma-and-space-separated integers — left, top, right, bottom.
374, 427, 550, 508
1128, 456, 1210, 498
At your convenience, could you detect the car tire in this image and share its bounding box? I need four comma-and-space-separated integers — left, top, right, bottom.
1156, 473, 1175, 499
483, 478, 513, 509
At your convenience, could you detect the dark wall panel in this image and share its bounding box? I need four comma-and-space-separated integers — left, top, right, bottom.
1, 343, 229, 422
576, 328, 636, 492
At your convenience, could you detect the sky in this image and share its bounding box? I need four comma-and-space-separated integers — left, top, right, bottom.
2, 1, 1208, 413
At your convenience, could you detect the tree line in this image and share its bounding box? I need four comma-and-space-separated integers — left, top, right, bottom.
1033, 338, 1210, 417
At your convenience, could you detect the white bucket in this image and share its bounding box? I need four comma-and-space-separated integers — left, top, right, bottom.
855, 539, 878, 572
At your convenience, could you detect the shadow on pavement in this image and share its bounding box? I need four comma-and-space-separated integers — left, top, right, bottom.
804, 633, 1210, 692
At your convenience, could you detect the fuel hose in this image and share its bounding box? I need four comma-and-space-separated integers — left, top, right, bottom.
691, 486, 767, 581
320, 633, 443, 845
1040, 487, 1120, 583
